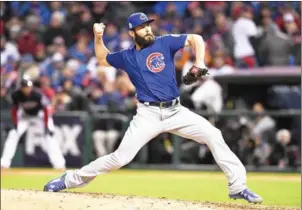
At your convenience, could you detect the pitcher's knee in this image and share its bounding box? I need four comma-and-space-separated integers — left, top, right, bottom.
110, 150, 133, 169
202, 127, 224, 144
212, 128, 223, 139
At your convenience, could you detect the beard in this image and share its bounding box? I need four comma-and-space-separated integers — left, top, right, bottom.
134, 32, 155, 49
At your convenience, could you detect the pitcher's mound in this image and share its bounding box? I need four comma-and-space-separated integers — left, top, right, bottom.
1, 189, 297, 210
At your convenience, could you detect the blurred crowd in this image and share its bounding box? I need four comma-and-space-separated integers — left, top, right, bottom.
1, 2, 301, 113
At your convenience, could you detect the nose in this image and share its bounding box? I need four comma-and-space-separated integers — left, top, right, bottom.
145, 25, 150, 33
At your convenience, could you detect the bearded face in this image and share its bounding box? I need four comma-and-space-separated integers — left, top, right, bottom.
134, 31, 154, 48
131, 23, 155, 49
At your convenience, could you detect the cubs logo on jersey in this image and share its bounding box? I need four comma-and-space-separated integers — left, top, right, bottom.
146, 52, 165, 73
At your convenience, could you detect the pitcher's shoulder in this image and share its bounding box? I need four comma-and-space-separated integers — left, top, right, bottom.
157, 34, 185, 41
156, 35, 168, 40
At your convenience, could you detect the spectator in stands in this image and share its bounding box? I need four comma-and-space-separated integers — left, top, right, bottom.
34, 43, 47, 62
211, 12, 234, 57
51, 86, 72, 112
208, 52, 235, 75
91, 2, 109, 23
184, 3, 212, 39
0, 55, 18, 91
1, 55, 18, 77
86, 69, 125, 112
86, 80, 105, 106
39, 75, 55, 101
17, 29, 38, 56
42, 52, 65, 88
204, 2, 227, 15
162, 2, 179, 22
269, 129, 300, 169
24, 14, 44, 43
61, 79, 88, 111
258, 22, 292, 66
283, 14, 301, 65
53, 37, 68, 57
232, 6, 259, 68
254, 5, 271, 26
230, 2, 245, 20
275, 4, 301, 34
110, 2, 136, 28
49, 2, 67, 17
68, 29, 93, 63
1, 36, 20, 67
95, 71, 126, 111
71, 8, 94, 40
153, 2, 189, 18
17, 2, 51, 25
247, 102, 276, 166
102, 23, 119, 52
5, 15, 22, 32
119, 29, 132, 50
7, 23, 21, 44
65, 2, 83, 35
64, 58, 88, 87
20, 54, 40, 82
43, 11, 71, 48
257, 6, 279, 36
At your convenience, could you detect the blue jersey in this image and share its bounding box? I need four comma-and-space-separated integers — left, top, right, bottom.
106, 34, 187, 102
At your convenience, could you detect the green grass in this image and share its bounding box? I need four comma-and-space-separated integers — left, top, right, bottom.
1, 169, 300, 208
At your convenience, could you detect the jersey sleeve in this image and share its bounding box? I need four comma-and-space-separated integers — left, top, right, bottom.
163, 34, 188, 54
106, 51, 125, 69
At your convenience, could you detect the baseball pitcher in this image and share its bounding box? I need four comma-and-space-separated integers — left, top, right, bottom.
44, 12, 262, 203
1, 78, 65, 169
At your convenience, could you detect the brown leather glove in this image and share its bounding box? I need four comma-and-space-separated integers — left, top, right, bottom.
182, 65, 209, 85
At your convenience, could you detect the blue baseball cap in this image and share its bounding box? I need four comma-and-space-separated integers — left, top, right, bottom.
127, 12, 154, 30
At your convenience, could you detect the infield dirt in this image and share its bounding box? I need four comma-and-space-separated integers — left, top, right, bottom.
1, 189, 299, 210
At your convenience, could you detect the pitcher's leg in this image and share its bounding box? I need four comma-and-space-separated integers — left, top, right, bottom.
1, 120, 28, 168
166, 106, 246, 194
64, 107, 162, 189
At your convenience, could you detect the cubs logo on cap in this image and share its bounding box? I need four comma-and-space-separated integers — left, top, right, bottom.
127, 12, 154, 30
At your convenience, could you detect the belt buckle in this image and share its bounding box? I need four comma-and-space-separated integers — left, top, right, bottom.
159, 102, 165, 108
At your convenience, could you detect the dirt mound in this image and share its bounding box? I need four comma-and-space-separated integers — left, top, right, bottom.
1, 189, 298, 210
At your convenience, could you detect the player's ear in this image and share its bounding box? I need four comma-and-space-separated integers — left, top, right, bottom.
129, 30, 135, 38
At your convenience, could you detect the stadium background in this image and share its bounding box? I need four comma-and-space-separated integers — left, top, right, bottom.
0, 1, 301, 171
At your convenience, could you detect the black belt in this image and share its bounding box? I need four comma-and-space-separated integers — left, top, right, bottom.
139, 98, 179, 108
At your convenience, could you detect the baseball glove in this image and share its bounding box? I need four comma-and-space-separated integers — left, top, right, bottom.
182, 65, 209, 85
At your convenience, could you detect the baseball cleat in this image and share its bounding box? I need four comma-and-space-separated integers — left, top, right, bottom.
229, 188, 263, 203
43, 173, 67, 192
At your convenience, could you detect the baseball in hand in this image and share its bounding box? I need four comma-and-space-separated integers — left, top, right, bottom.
94, 23, 105, 34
